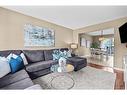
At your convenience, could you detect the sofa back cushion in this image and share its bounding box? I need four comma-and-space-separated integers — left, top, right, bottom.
0, 69, 29, 88
0, 50, 22, 57
23, 50, 44, 63
44, 50, 53, 61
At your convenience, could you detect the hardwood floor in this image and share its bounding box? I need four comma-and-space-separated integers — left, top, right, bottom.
88, 63, 125, 89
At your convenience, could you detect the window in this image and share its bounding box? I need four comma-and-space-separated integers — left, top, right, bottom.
80, 37, 91, 48
86, 40, 91, 48
80, 38, 86, 47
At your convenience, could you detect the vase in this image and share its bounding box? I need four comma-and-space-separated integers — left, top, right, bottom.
59, 57, 66, 67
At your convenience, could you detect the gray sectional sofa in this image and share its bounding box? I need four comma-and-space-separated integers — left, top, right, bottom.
0, 48, 87, 90
23, 50, 58, 79
0, 69, 34, 89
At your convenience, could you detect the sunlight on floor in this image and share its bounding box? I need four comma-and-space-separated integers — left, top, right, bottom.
87, 55, 114, 68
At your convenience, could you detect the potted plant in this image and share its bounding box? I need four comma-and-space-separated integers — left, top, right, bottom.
90, 42, 99, 49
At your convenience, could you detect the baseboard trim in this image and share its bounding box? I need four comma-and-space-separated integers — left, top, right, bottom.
113, 67, 124, 71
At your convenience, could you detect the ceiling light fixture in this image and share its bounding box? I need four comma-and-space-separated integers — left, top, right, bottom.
99, 30, 105, 41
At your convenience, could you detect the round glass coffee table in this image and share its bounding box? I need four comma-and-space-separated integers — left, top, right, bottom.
50, 64, 75, 89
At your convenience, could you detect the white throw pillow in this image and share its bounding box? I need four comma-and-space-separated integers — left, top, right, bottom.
20, 53, 28, 65
12, 54, 18, 59
7, 53, 18, 61
6, 53, 13, 61
0, 57, 11, 78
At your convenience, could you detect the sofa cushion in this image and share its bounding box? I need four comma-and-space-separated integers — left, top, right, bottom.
24, 84, 42, 90
25, 60, 57, 72
0, 69, 29, 88
0, 50, 22, 57
67, 57, 86, 64
23, 50, 44, 63
44, 50, 53, 61
67, 57, 87, 68
60, 48, 69, 52
1, 78, 34, 89
28, 68, 51, 79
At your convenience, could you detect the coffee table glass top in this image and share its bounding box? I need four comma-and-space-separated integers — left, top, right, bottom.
50, 64, 75, 89
51, 64, 74, 73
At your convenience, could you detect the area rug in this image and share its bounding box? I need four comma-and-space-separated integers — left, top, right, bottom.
33, 66, 116, 89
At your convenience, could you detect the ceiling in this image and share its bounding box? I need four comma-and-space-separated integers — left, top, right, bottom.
86, 28, 114, 36
3, 6, 127, 29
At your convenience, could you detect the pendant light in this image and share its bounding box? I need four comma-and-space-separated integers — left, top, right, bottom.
99, 30, 105, 41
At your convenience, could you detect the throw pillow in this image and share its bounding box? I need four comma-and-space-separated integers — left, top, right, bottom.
6, 53, 13, 61
66, 50, 72, 57
9, 56, 24, 73
52, 49, 72, 60
20, 53, 28, 65
60, 51, 68, 59
52, 50, 60, 60
60, 50, 71, 58
7, 53, 18, 61
0, 57, 11, 78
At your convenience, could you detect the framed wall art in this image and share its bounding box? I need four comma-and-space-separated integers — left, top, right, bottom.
24, 24, 55, 47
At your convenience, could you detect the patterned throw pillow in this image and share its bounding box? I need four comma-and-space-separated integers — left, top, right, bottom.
52, 50, 60, 60
59, 51, 67, 58
66, 50, 72, 57
52, 49, 72, 60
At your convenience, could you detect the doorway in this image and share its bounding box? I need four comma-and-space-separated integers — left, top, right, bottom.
100, 37, 114, 67
79, 28, 114, 68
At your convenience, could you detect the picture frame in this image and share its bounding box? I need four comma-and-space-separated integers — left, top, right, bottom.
24, 24, 55, 47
